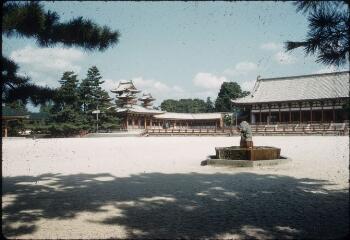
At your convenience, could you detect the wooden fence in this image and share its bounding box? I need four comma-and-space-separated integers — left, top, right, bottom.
144, 122, 349, 136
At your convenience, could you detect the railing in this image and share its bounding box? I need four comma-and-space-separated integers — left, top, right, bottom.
144, 127, 239, 136
142, 122, 349, 136
250, 122, 349, 135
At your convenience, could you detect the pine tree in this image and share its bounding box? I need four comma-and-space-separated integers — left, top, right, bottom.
205, 97, 215, 113
2, 1, 120, 104
2, 57, 55, 105
214, 82, 250, 112
79, 66, 119, 132
97, 91, 120, 132
285, 1, 349, 66
49, 72, 87, 136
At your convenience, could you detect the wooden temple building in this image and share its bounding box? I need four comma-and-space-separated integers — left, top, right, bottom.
1, 105, 30, 137
232, 71, 349, 125
111, 80, 226, 130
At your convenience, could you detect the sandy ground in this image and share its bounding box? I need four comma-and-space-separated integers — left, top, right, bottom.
2, 136, 349, 239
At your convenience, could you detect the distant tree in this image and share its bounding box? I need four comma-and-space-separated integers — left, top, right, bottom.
214, 82, 250, 112
6, 100, 28, 113
160, 99, 178, 112
49, 71, 87, 136
79, 66, 119, 132
191, 99, 207, 113
39, 101, 54, 114
176, 99, 188, 113
285, 1, 349, 66
2, 1, 120, 104
160, 98, 207, 113
223, 114, 233, 127
27, 102, 53, 135
96, 91, 120, 132
80, 66, 104, 113
205, 97, 215, 113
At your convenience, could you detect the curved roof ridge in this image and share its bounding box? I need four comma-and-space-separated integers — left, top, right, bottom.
259, 71, 349, 82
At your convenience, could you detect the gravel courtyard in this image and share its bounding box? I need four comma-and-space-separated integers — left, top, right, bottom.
2, 136, 349, 239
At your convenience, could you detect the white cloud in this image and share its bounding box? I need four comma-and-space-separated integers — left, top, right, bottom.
193, 62, 258, 98
223, 61, 258, 76
193, 72, 227, 89
18, 70, 60, 88
260, 42, 282, 51
274, 51, 296, 65
10, 45, 84, 73
102, 78, 118, 93
9, 45, 85, 88
260, 42, 297, 65
240, 79, 256, 91
133, 77, 176, 93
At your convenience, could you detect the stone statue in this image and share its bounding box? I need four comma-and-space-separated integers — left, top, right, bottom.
239, 121, 253, 148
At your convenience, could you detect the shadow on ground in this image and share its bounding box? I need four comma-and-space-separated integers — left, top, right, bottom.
2, 172, 349, 239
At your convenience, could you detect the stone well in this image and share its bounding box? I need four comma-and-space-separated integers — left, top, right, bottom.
215, 146, 281, 161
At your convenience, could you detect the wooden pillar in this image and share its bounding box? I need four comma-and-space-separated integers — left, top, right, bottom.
219, 115, 224, 128
259, 105, 262, 124
310, 103, 313, 123
174, 120, 176, 129
268, 104, 271, 125
144, 116, 147, 129
321, 103, 324, 123
278, 105, 281, 123
4, 120, 8, 137
126, 115, 129, 129
186, 122, 189, 129
289, 104, 292, 123
332, 103, 335, 122
150, 118, 153, 129
299, 104, 302, 123
132, 116, 135, 129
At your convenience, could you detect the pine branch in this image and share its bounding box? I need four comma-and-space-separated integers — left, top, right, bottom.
3, 2, 120, 51
6, 83, 57, 106
285, 1, 349, 66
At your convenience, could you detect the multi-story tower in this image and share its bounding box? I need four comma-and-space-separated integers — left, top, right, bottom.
111, 80, 163, 129
111, 80, 140, 108
139, 93, 155, 109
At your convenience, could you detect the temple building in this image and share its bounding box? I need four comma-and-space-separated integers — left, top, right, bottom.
232, 71, 349, 124
1, 105, 30, 137
111, 80, 226, 130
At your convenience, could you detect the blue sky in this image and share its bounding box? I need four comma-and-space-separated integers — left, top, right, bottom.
3, 1, 348, 111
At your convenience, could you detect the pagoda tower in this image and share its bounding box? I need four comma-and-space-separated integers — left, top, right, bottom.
139, 93, 156, 109
111, 80, 140, 108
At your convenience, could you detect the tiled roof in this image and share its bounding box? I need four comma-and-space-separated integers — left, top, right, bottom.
111, 80, 140, 93
139, 93, 155, 101
233, 71, 349, 104
116, 105, 164, 114
2, 106, 29, 118
117, 92, 137, 98
153, 112, 223, 120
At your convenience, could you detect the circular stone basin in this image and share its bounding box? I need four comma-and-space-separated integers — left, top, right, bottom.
215, 146, 281, 161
